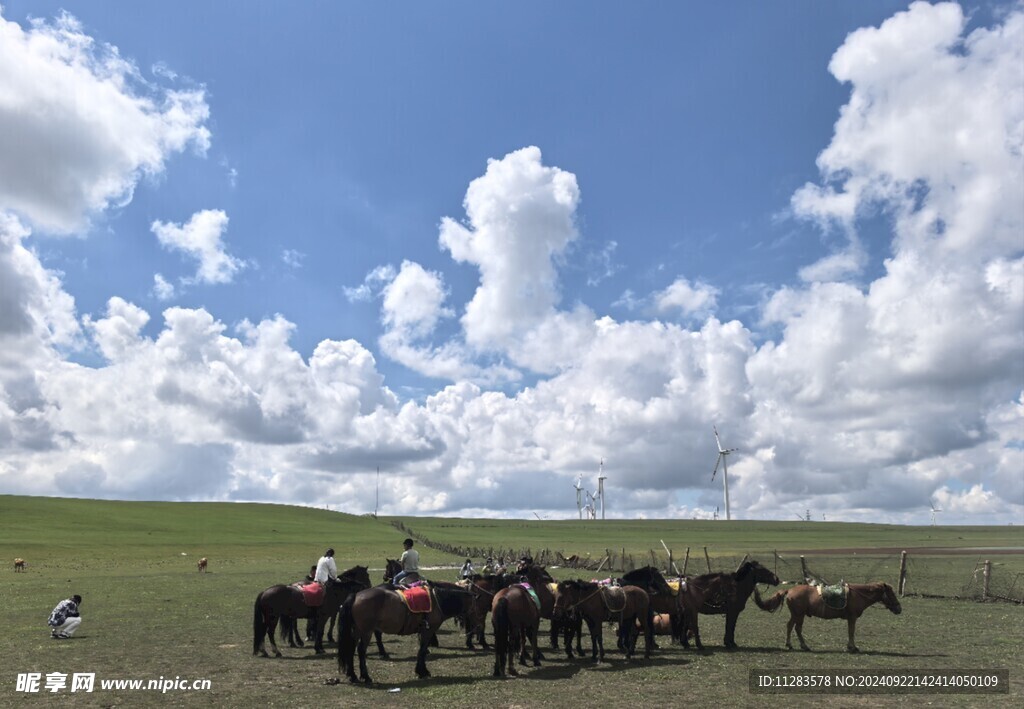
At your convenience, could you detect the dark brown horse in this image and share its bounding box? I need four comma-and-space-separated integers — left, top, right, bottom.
553, 581, 652, 662
460, 573, 520, 650
253, 566, 370, 657
696, 559, 780, 648
672, 573, 731, 651
754, 581, 902, 652
337, 581, 474, 684
491, 579, 542, 677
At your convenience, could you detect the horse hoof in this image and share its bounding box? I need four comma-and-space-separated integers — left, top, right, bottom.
274, 651, 282, 658
848, 647, 859, 653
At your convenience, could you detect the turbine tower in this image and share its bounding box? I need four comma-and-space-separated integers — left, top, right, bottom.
929, 499, 943, 526
573, 474, 584, 520
597, 458, 607, 520
711, 426, 737, 521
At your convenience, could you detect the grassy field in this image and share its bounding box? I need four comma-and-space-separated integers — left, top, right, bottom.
1, 495, 1021, 708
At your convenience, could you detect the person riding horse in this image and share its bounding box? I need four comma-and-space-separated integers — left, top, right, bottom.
392, 539, 420, 586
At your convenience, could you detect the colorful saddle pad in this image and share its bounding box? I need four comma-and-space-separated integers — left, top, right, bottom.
666, 579, 684, 595
298, 582, 325, 607
517, 582, 542, 610
399, 585, 432, 613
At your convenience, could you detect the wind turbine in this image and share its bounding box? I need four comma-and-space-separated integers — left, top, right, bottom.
573, 474, 584, 520
929, 499, 943, 526
597, 459, 607, 520
711, 426, 737, 521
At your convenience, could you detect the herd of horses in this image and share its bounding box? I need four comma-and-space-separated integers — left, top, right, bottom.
252, 556, 902, 685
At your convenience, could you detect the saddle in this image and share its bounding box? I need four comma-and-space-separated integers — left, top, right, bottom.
516, 582, 542, 611
296, 582, 325, 607
398, 585, 432, 613
814, 581, 848, 610
600, 585, 627, 613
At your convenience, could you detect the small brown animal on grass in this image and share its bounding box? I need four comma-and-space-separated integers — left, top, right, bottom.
197, 557, 208, 573
14, 558, 25, 572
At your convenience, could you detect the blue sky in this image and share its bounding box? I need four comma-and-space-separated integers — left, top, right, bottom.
0, 1, 1021, 524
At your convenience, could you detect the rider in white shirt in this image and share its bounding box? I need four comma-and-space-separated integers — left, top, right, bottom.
314, 548, 338, 584
392, 539, 419, 585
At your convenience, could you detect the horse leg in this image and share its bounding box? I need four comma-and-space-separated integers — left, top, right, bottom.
327, 611, 337, 644
415, 627, 434, 678
529, 624, 542, 667
267, 617, 283, 658
847, 617, 859, 653
357, 635, 373, 684
507, 626, 520, 676
690, 609, 704, 651
794, 614, 810, 651
374, 630, 389, 659
724, 610, 738, 649
595, 618, 606, 663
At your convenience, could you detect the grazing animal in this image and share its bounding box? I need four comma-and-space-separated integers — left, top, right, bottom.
253, 566, 370, 657
553, 580, 652, 662
754, 581, 902, 653
337, 581, 475, 684
14, 558, 25, 572
695, 559, 781, 648
197, 557, 208, 573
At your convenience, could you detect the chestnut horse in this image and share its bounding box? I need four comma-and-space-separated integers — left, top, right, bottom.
553, 581, 652, 662
697, 559, 780, 649
754, 582, 902, 652
197, 557, 208, 573
338, 581, 474, 684
253, 566, 370, 657
491, 578, 542, 677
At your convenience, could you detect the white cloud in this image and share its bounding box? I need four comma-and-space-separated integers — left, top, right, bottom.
0, 9, 210, 234
281, 249, 304, 269
152, 274, 175, 301
151, 210, 243, 285
655, 278, 720, 318
0, 4, 1021, 524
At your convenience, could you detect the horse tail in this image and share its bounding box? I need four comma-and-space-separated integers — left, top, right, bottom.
278, 615, 294, 643
337, 596, 355, 676
493, 596, 509, 668
253, 595, 266, 655
754, 587, 787, 613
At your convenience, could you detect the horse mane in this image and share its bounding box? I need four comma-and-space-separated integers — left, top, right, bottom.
735, 561, 753, 581
621, 566, 674, 596
558, 579, 597, 593
338, 565, 370, 586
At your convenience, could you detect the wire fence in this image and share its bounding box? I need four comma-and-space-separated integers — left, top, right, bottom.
392, 521, 1024, 604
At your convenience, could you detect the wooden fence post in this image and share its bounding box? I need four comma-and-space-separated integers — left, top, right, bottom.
704, 547, 713, 574
774, 549, 778, 577
800, 555, 809, 583
983, 559, 991, 600
682, 547, 690, 576
898, 550, 908, 597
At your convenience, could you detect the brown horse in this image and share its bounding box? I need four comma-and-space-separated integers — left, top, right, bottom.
197, 557, 208, 573
696, 559, 780, 649
491, 579, 542, 677
459, 573, 520, 650
14, 558, 25, 572
253, 566, 370, 657
553, 581, 652, 662
754, 582, 902, 652
338, 581, 474, 684
673, 573, 732, 651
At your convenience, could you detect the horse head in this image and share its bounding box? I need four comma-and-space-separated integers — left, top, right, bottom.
383, 558, 401, 583
880, 583, 902, 614
339, 565, 371, 589
738, 560, 780, 586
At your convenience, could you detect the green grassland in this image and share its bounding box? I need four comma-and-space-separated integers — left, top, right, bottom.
1, 495, 1021, 708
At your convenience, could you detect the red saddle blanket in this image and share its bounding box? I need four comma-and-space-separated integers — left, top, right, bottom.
399, 585, 431, 613
298, 583, 325, 607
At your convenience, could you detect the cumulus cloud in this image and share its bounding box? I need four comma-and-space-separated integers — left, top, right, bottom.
151, 209, 244, 285
0, 4, 1021, 524
655, 278, 720, 318
0, 9, 210, 234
